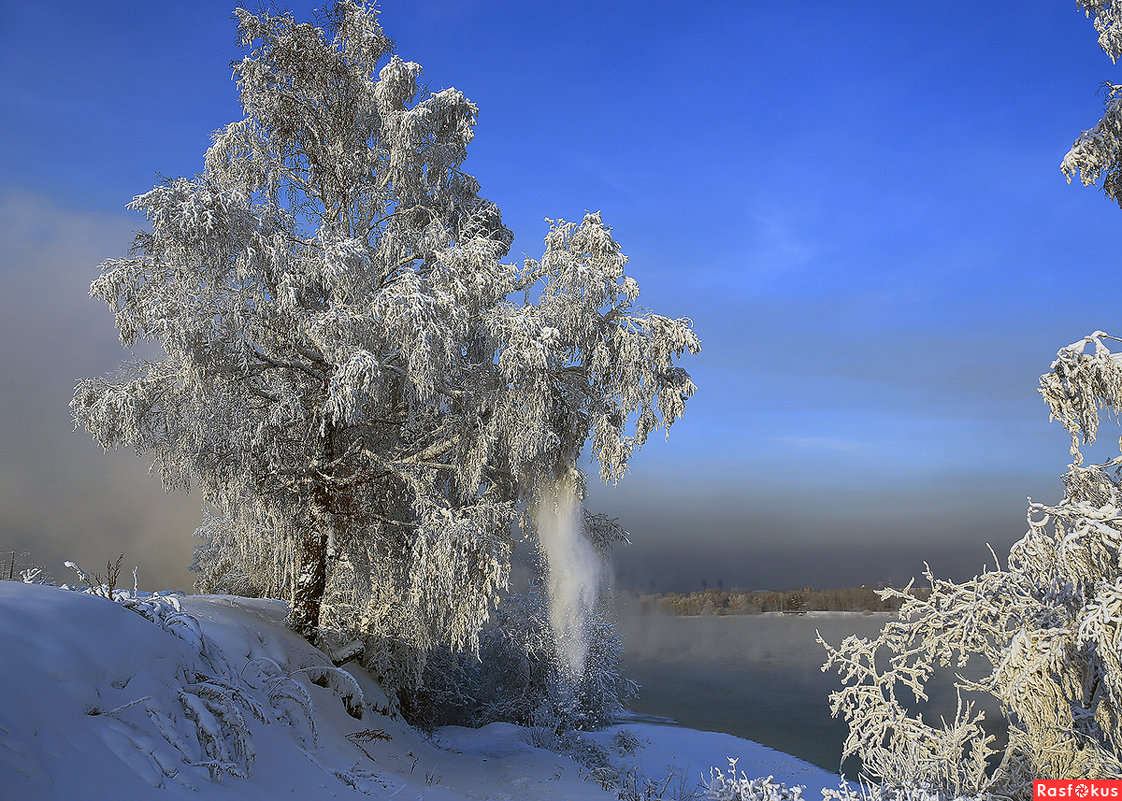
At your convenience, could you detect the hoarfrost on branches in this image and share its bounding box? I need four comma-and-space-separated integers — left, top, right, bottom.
820, 332, 1122, 798
71, 0, 697, 701
704, 759, 805, 801
1063, 2, 1122, 205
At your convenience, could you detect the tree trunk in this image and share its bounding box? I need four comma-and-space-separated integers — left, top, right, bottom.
291, 525, 328, 643
291, 424, 336, 644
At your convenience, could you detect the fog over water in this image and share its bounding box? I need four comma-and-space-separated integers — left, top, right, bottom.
611, 601, 1002, 777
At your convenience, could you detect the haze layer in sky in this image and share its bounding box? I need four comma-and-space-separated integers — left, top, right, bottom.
2, 1, 1121, 592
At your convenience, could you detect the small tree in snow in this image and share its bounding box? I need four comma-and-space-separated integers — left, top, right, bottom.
820, 7, 1122, 794
72, 1, 698, 688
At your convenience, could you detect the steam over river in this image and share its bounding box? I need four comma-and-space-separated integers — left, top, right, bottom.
613, 604, 1000, 778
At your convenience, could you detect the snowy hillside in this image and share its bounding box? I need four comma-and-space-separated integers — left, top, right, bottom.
0, 581, 838, 800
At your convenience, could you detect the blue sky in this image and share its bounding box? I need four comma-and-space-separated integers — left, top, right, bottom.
2, 1, 1121, 591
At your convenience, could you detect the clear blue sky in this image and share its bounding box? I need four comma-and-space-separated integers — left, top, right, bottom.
2, 1, 1120, 591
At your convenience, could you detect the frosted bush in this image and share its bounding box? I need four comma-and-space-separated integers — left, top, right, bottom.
818, 782, 991, 801
705, 759, 805, 801
705, 760, 996, 801
613, 727, 642, 755
19, 566, 49, 584
406, 584, 636, 733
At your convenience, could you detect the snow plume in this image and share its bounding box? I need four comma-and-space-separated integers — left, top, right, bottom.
535, 474, 602, 681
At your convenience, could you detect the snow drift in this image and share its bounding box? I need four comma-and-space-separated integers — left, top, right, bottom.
0, 581, 838, 800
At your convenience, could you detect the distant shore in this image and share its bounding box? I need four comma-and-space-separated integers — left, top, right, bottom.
635, 585, 927, 616
664, 609, 896, 618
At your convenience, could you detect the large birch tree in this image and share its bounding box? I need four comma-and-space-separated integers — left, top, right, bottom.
72, 1, 698, 683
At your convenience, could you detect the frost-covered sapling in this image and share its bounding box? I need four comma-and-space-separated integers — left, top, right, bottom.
705, 759, 805, 801
72, 0, 697, 702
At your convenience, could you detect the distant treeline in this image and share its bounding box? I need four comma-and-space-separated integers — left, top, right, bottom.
640, 585, 930, 616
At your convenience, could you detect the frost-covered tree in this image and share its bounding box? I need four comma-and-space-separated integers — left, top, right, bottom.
72, 1, 698, 688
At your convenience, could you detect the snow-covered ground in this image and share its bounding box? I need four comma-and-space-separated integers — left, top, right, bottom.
0, 581, 839, 800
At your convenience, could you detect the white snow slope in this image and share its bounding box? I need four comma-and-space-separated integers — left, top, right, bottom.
0, 581, 838, 800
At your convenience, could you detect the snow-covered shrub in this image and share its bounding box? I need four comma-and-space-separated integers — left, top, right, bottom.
405, 584, 636, 733
63, 557, 134, 600
705, 759, 805, 801
19, 566, 51, 585
704, 763, 995, 801
296, 665, 365, 719
613, 727, 642, 755
177, 678, 256, 779
820, 332, 1122, 798
818, 781, 991, 801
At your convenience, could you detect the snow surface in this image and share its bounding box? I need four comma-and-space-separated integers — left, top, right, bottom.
0, 582, 839, 800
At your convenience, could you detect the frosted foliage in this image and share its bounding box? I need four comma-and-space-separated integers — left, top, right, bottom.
1064, 3, 1122, 206
821, 332, 1122, 799
409, 584, 636, 732
71, 1, 696, 694
1077, 1, 1122, 63
1038, 331, 1122, 463
705, 760, 806, 801
703, 761, 981, 801
535, 472, 603, 680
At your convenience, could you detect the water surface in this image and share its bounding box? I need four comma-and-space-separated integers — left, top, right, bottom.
614, 606, 999, 778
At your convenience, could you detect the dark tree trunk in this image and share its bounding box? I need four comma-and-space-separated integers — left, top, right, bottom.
291, 424, 336, 644
291, 525, 328, 643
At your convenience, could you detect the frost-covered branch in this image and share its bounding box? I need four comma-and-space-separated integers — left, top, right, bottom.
822, 334, 1122, 797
